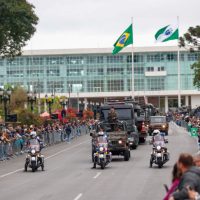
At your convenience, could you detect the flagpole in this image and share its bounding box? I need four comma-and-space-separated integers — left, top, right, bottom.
131, 17, 134, 99
177, 16, 181, 108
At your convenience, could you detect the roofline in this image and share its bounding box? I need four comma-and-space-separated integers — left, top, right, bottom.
22, 46, 188, 56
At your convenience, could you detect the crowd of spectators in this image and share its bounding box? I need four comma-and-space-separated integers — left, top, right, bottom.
0, 120, 92, 161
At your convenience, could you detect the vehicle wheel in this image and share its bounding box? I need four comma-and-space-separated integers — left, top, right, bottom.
132, 144, 137, 149
32, 167, 36, 172
31, 163, 36, 172
124, 150, 130, 161
100, 161, 105, 170
150, 161, 153, 168
149, 156, 153, 168
24, 163, 28, 172
139, 137, 145, 143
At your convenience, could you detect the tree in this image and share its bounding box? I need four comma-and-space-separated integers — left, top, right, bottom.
179, 26, 200, 51
180, 26, 200, 88
10, 86, 27, 112
0, 0, 38, 57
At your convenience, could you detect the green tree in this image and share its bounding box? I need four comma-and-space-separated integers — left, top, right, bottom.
0, 0, 38, 57
180, 25, 200, 88
10, 86, 27, 112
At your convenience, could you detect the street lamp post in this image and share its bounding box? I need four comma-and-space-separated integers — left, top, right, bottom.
0, 88, 12, 122
45, 94, 54, 115
59, 97, 67, 109
27, 91, 37, 112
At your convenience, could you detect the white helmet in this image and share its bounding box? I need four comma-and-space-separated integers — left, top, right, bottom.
152, 129, 160, 136
30, 131, 37, 139
98, 131, 104, 136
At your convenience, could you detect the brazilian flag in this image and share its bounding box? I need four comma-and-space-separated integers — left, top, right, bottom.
112, 24, 133, 55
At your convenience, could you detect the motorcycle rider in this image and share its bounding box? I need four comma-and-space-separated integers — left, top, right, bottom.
151, 129, 169, 161
92, 128, 110, 169
27, 131, 43, 164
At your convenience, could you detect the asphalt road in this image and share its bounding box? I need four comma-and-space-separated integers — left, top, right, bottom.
0, 123, 198, 200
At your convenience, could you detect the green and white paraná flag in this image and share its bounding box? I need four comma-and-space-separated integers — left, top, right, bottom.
155, 24, 179, 42
112, 24, 133, 54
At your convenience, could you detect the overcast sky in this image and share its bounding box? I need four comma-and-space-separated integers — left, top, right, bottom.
25, 0, 200, 50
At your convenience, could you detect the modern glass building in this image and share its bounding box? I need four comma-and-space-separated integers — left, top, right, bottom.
0, 46, 199, 111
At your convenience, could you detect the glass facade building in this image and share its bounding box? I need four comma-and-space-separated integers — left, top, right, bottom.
0, 46, 200, 111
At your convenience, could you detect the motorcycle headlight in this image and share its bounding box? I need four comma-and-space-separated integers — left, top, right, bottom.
118, 140, 122, 144
31, 149, 36, 154
99, 147, 104, 152
162, 125, 166, 128
156, 146, 161, 151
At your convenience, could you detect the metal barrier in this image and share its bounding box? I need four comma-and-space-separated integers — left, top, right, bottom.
0, 124, 90, 161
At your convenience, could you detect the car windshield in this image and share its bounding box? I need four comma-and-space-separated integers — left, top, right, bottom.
98, 123, 125, 132
150, 116, 166, 123
101, 108, 132, 120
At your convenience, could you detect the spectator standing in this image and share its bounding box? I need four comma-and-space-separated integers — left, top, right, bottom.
170, 153, 200, 200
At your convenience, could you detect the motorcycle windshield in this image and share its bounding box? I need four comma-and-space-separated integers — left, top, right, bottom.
154, 141, 165, 147
29, 139, 40, 152
153, 135, 165, 147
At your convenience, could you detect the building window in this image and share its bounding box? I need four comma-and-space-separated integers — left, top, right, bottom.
66, 57, 84, 65
87, 68, 103, 75
107, 56, 123, 63
107, 80, 124, 91
127, 55, 143, 63
147, 67, 154, 72
166, 53, 177, 61
147, 54, 164, 62
107, 68, 123, 75
26, 57, 44, 65
47, 68, 60, 76
147, 78, 165, 90
67, 68, 84, 76
158, 66, 165, 71
188, 53, 200, 61
88, 80, 103, 92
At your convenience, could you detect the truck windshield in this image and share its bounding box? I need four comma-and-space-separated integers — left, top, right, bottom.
101, 108, 132, 120
150, 117, 166, 123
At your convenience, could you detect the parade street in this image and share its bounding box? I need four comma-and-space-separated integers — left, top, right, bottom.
0, 123, 198, 200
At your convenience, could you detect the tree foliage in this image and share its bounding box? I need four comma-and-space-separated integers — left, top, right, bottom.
10, 86, 27, 112
180, 25, 200, 88
0, 0, 38, 57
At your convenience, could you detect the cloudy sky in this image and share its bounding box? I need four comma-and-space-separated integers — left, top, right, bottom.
25, 0, 200, 50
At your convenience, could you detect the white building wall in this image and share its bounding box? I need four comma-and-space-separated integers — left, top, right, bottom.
191, 95, 200, 109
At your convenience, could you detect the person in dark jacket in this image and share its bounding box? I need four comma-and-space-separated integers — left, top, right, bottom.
65, 123, 71, 142
170, 153, 200, 200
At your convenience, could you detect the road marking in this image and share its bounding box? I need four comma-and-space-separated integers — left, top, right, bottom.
0, 140, 89, 179
0, 169, 23, 178
74, 193, 83, 200
93, 172, 101, 179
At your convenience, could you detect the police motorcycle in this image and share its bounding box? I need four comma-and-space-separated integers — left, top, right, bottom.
24, 132, 44, 172
93, 131, 112, 170
149, 130, 169, 168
